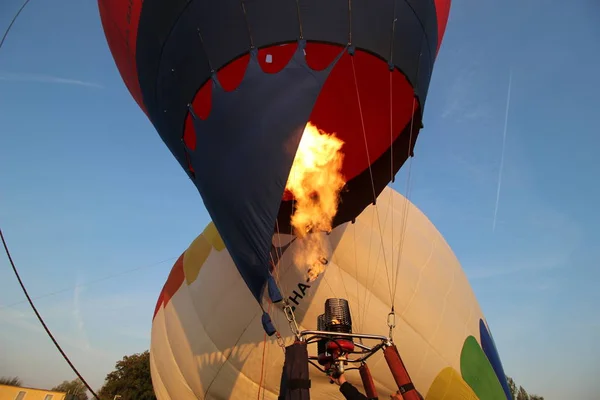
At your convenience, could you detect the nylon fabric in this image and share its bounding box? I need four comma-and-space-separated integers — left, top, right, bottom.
187, 43, 339, 304
151, 187, 502, 400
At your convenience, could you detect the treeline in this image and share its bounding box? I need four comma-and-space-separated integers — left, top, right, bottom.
507, 376, 544, 400
2, 354, 544, 400
0, 351, 155, 400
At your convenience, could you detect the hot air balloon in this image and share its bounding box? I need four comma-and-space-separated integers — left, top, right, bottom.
150, 187, 511, 400
98, 0, 453, 323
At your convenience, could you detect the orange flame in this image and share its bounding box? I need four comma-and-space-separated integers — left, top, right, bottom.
285, 122, 345, 281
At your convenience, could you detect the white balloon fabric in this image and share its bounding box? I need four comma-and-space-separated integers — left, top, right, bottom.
150, 186, 510, 400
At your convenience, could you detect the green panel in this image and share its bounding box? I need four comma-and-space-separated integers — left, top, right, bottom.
460, 336, 506, 400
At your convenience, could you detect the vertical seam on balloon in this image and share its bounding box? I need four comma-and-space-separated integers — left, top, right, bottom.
399, 0, 435, 78
463, 303, 474, 352
400, 232, 435, 318
156, 300, 198, 399
240, 1, 255, 49
440, 367, 455, 400
320, 266, 339, 299
148, 0, 198, 115
332, 250, 352, 316
195, 27, 214, 74
294, 0, 304, 40
352, 221, 362, 331
415, 238, 455, 380
362, 189, 394, 329
347, 0, 353, 46
202, 308, 263, 398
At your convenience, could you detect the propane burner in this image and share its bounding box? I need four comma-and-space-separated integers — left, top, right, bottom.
324, 298, 352, 334
316, 298, 355, 368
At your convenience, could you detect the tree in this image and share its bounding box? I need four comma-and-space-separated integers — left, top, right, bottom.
0, 376, 22, 386
507, 376, 517, 399
516, 385, 530, 400
506, 376, 544, 400
98, 350, 156, 400
52, 378, 89, 400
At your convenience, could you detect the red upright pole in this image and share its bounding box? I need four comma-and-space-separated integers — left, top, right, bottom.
358, 363, 378, 399
383, 344, 421, 400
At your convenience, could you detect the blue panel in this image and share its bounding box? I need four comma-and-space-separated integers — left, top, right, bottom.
479, 319, 512, 399
186, 43, 341, 307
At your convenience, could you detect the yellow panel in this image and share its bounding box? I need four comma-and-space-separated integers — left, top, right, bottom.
426, 367, 479, 400
202, 222, 225, 251
183, 223, 225, 285
183, 235, 212, 285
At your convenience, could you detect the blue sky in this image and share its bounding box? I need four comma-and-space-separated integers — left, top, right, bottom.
0, 0, 598, 398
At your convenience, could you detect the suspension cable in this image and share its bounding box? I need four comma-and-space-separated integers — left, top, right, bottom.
392, 96, 417, 306
1, 256, 176, 310
0, 0, 32, 51
1, 3, 100, 397
1, 229, 100, 399
350, 54, 394, 306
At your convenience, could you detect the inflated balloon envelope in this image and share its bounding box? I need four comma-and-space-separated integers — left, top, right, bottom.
150, 188, 511, 400
99, 0, 455, 331
99, 1, 511, 398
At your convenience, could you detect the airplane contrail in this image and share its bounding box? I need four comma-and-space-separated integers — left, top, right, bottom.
492, 68, 512, 232
0, 71, 103, 88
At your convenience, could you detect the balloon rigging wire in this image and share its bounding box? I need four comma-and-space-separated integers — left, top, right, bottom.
361, 190, 397, 331
0, 256, 177, 309
389, 4, 398, 323
351, 55, 393, 299
349, 55, 375, 332
1, 229, 101, 399
1, 3, 99, 398
393, 97, 417, 308
351, 54, 394, 307
0, 0, 32, 51
389, 62, 396, 313
352, 213, 363, 331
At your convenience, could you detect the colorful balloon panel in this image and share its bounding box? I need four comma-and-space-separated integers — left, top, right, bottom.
99, 0, 453, 310
150, 187, 509, 399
